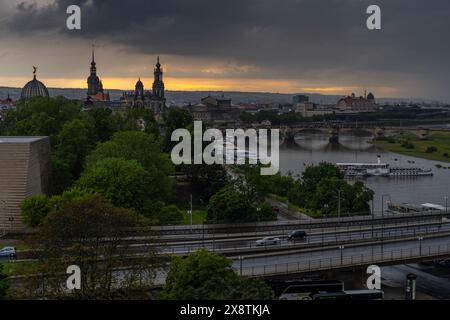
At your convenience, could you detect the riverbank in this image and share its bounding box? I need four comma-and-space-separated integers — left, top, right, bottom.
374, 131, 450, 163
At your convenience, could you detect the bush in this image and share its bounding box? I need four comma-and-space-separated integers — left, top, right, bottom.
426, 146, 438, 153
401, 141, 415, 149
158, 205, 184, 225
20, 195, 53, 228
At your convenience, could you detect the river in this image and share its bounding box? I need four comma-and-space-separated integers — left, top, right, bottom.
278, 132, 450, 214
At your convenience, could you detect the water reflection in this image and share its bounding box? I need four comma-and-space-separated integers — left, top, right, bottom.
279, 133, 450, 213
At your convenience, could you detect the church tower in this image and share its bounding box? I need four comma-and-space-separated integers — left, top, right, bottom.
87, 45, 103, 96
152, 56, 165, 99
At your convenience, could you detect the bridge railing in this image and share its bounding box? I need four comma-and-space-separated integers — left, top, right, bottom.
239, 242, 450, 277
160, 221, 449, 255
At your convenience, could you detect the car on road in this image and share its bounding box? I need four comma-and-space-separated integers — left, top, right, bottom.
288, 230, 307, 241
256, 237, 281, 246
0, 246, 17, 259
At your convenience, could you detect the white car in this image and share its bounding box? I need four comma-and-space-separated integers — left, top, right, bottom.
0, 246, 16, 258
256, 237, 281, 246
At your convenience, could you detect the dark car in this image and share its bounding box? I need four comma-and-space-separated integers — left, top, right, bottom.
288, 230, 307, 241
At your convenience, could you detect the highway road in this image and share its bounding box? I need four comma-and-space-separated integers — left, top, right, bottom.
155, 221, 450, 254
233, 234, 450, 276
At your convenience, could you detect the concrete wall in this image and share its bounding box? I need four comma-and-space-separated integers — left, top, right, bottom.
0, 137, 50, 231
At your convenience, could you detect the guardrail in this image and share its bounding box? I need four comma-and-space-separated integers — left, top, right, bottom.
151, 210, 450, 235
239, 242, 450, 277
158, 222, 450, 257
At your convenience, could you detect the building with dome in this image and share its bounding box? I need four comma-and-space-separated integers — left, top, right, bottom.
20, 67, 49, 101
120, 56, 167, 119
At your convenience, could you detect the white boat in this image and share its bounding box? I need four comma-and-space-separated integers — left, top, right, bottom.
336, 156, 433, 177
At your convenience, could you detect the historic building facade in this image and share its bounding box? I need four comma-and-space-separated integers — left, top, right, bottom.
188, 95, 241, 127
337, 91, 376, 112
120, 56, 167, 118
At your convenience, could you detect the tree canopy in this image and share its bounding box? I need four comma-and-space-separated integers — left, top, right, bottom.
160, 250, 273, 300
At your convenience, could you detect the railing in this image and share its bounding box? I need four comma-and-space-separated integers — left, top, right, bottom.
157, 221, 450, 256
151, 210, 450, 235
238, 243, 450, 277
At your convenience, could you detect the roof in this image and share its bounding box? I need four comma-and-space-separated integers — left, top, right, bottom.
0, 136, 48, 144
421, 203, 445, 210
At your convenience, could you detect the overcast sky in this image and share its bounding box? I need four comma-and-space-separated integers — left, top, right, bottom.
0, 0, 449, 101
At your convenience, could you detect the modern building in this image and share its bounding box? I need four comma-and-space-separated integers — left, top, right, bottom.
292, 94, 309, 105
0, 136, 51, 231
188, 95, 241, 127
337, 92, 376, 112
120, 56, 167, 119
86, 46, 110, 105
20, 67, 49, 101
295, 102, 335, 117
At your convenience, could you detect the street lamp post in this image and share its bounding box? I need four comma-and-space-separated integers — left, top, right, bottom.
335, 189, 341, 221
239, 256, 244, 276
445, 196, 448, 214
380, 194, 390, 258
418, 236, 423, 256
189, 194, 193, 233
339, 245, 345, 265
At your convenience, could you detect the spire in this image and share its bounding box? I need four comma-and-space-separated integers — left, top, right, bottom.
91, 44, 95, 63
33, 66, 37, 79
156, 55, 161, 68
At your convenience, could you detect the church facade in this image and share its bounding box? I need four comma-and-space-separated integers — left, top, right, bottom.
120, 57, 167, 118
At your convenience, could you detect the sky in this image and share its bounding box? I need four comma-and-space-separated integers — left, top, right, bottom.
0, 0, 449, 101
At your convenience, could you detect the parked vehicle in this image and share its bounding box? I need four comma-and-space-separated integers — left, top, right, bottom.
256, 237, 281, 246
288, 230, 307, 241
0, 246, 17, 259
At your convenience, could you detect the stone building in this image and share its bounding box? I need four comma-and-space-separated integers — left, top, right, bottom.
337, 91, 376, 112
0, 137, 51, 231
188, 95, 241, 127
120, 56, 167, 119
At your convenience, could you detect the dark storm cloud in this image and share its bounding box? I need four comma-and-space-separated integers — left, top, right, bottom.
2, 0, 450, 99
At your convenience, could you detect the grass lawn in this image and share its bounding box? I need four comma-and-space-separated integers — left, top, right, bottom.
374, 131, 450, 163
181, 210, 207, 225
0, 261, 38, 276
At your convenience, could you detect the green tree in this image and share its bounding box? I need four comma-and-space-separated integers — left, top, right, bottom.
184, 164, 228, 203
85, 107, 121, 142
157, 205, 184, 225
53, 118, 94, 180
87, 131, 172, 176
76, 157, 163, 218
2, 96, 80, 140
160, 250, 273, 300
20, 195, 53, 228
0, 264, 9, 300
207, 187, 256, 222
162, 107, 193, 152
30, 195, 160, 299
309, 177, 373, 216
20, 188, 94, 227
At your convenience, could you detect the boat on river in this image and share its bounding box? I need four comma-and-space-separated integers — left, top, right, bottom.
336, 156, 433, 177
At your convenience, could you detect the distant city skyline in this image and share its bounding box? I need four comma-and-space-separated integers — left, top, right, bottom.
0, 0, 449, 102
